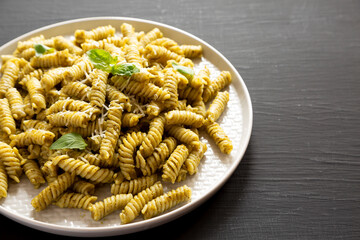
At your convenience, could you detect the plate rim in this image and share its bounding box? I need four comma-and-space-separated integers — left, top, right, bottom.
0, 16, 253, 236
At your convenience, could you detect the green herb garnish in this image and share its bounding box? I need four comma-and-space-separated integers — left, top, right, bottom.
86, 49, 139, 76
112, 63, 140, 77
34, 44, 55, 56
50, 132, 88, 150
172, 62, 194, 80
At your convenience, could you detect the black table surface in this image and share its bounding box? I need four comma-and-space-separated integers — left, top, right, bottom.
1, 0, 359, 239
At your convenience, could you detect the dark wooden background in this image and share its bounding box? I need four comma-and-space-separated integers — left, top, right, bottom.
1, 0, 359, 239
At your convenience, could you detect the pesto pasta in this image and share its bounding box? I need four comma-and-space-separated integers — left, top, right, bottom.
0, 22, 235, 224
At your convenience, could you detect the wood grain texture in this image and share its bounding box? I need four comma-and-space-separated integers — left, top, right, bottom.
1, 0, 360, 239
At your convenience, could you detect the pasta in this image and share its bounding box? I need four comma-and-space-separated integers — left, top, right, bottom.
89, 193, 133, 221
5, 88, 26, 120
120, 181, 163, 224
111, 174, 158, 195
31, 171, 76, 211
142, 185, 192, 220
206, 91, 229, 123
141, 136, 177, 176
9, 129, 55, 147
22, 159, 46, 189
99, 101, 123, 163
0, 141, 22, 183
0, 22, 235, 223
72, 179, 95, 195
135, 115, 166, 168
0, 98, 16, 135
203, 71, 232, 103
165, 110, 205, 128
52, 155, 114, 184
162, 144, 189, 184
0, 161, 8, 198
204, 121, 233, 154
0, 58, 20, 97
54, 193, 97, 210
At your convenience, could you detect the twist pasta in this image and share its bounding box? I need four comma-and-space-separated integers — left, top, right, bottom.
53, 36, 83, 55
89, 193, 133, 221
140, 28, 163, 47
111, 75, 170, 102
23, 159, 46, 189
203, 71, 232, 103
0, 58, 20, 97
75, 25, 116, 44
54, 193, 97, 210
6, 88, 26, 120
31, 171, 76, 211
60, 81, 91, 101
162, 144, 189, 183
81, 36, 128, 52
184, 141, 208, 175
0, 98, 16, 135
111, 174, 158, 195
52, 155, 114, 184
72, 179, 95, 195
163, 68, 180, 109
165, 125, 200, 148
150, 37, 183, 55
0, 161, 8, 198
206, 91, 229, 123
141, 185, 191, 220
120, 181, 163, 224
165, 110, 205, 128
118, 131, 147, 180
135, 115, 166, 169
141, 137, 177, 176
89, 69, 108, 108
100, 101, 123, 163
204, 122, 233, 154
26, 77, 46, 112
47, 111, 91, 128
30, 49, 72, 68
9, 129, 55, 147
180, 45, 202, 58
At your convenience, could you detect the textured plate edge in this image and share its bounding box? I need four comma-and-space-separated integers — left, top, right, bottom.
0, 16, 253, 237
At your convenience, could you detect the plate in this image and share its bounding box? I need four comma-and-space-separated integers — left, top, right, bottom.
0, 17, 253, 237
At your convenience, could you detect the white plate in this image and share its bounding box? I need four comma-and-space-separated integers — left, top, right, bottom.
0, 17, 253, 237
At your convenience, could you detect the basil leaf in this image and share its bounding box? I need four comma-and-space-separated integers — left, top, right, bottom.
172, 62, 194, 80
86, 49, 117, 72
112, 63, 140, 77
50, 132, 88, 150
34, 44, 55, 56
